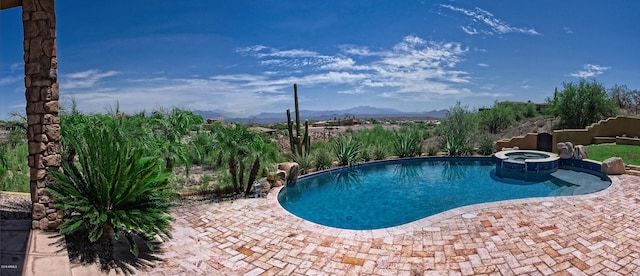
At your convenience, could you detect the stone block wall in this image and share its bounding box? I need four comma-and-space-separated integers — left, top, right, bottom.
22, 0, 62, 230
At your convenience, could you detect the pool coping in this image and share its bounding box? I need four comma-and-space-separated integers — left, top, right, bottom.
267, 163, 620, 239
494, 149, 559, 164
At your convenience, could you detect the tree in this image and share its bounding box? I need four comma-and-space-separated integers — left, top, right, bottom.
546, 79, 616, 129
215, 124, 279, 195
631, 90, 640, 115
479, 101, 515, 134
438, 101, 479, 156
149, 108, 205, 172
609, 84, 632, 109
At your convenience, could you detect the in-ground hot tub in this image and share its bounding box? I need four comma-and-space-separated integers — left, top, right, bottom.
493, 150, 560, 182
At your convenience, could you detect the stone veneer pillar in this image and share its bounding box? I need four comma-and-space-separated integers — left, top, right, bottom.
22, 0, 62, 230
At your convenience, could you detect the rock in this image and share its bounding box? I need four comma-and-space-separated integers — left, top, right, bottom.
32, 203, 46, 220
258, 178, 271, 191
272, 180, 283, 187
39, 218, 50, 230
276, 170, 286, 181
286, 164, 300, 185
601, 157, 625, 175
277, 162, 300, 185
573, 145, 588, 160
278, 162, 298, 173
557, 142, 574, 159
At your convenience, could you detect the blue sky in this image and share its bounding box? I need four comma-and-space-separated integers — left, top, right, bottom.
1, 1, 639, 120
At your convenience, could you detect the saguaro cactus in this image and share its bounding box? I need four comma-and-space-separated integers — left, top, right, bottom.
286, 83, 310, 157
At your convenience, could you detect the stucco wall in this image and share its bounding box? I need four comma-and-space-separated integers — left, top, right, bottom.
495, 133, 538, 150
497, 116, 640, 153
552, 116, 640, 151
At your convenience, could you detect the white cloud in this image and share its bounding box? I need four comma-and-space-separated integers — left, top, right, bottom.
62, 69, 120, 89
563, 26, 574, 34
0, 75, 22, 86
477, 63, 489, 67
337, 87, 365, 95
441, 5, 540, 36
569, 64, 610, 78
10, 63, 22, 73
60, 35, 486, 117
339, 45, 378, 56
461, 26, 479, 35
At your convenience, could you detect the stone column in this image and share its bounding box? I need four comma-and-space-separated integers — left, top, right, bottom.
23, 0, 62, 230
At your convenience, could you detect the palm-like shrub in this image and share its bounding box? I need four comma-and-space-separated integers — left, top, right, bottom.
391, 131, 422, 158
47, 116, 174, 264
215, 124, 279, 195
332, 136, 361, 166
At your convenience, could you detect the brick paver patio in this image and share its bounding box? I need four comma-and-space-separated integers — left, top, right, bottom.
141, 174, 640, 275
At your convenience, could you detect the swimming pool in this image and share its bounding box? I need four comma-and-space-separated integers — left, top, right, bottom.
277, 157, 611, 230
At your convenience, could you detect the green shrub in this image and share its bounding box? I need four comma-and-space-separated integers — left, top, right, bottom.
391, 131, 422, 158
426, 146, 439, 156
0, 143, 29, 192
477, 136, 496, 156
372, 145, 387, 160
47, 116, 174, 268
332, 136, 361, 166
438, 102, 478, 156
314, 149, 334, 170
199, 174, 213, 191
479, 101, 515, 134
293, 153, 314, 175
360, 147, 372, 162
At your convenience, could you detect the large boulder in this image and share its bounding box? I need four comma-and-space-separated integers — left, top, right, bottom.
277, 162, 300, 186
601, 157, 625, 175
573, 145, 588, 160
278, 162, 299, 173
557, 142, 574, 159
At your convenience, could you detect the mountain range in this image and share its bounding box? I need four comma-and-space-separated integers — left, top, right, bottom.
193, 106, 448, 124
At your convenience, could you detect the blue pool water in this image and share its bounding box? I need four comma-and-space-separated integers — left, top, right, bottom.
277, 158, 611, 230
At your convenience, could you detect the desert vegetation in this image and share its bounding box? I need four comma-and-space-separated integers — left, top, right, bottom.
1, 79, 638, 271
2, 79, 636, 195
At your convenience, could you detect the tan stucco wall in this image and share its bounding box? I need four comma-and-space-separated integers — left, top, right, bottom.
495, 133, 538, 150
497, 116, 640, 153
552, 116, 640, 152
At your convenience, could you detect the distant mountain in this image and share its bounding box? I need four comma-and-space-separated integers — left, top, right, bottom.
192, 110, 225, 119
194, 106, 447, 124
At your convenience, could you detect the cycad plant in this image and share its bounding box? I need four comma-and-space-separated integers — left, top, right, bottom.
47, 116, 174, 266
